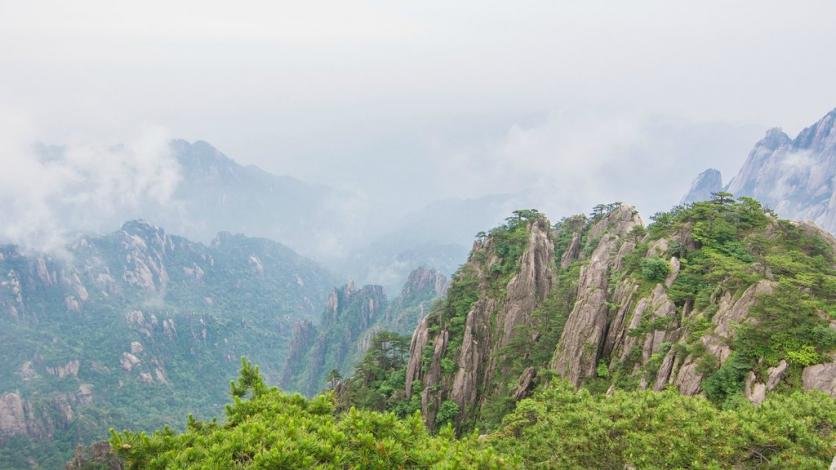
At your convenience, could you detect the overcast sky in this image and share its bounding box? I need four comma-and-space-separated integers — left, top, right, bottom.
2, 0, 836, 221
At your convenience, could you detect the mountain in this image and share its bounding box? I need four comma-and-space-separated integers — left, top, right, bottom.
339, 199, 835, 432
0, 221, 335, 468
92, 198, 836, 469
680, 168, 723, 204
24, 140, 359, 260
280, 267, 447, 396
29, 139, 522, 291
161, 140, 369, 260
682, 108, 835, 232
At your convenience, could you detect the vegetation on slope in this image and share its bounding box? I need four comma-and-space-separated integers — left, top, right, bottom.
491, 380, 835, 468
0, 223, 335, 468
638, 194, 836, 406
70, 197, 836, 468
339, 196, 834, 437
110, 360, 507, 469
108, 359, 835, 469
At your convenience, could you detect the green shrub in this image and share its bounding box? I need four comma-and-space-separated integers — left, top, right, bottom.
491, 380, 835, 468
111, 360, 507, 469
640, 257, 670, 282
435, 400, 461, 427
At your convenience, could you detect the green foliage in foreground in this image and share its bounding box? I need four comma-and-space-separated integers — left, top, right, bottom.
334, 331, 413, 414
110, 360, 834, 469
491, 381, 835, 469
110, 359, 508, 469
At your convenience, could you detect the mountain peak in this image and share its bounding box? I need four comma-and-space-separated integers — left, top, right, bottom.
401, 267, 447, 298
170, 139, 241, 179
120, 219, 164, 236
680, 168, 723, 204
792, 107, 836, 151
757, 127, 791, 150
702, 107, 835, 233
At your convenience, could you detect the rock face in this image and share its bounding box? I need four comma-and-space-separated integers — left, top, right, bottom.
397, 199, 835, 432
382, 267, 448, 335
552, 206, 643, 385
281, 267, 448, 396
681, 169, 723, 205
0, 393, 37, 441
405, 215, 558, 428
0, 387, 97, 446
681, 108, 836, 233
802, 363, 836, 396
744, 360, 789, 405
66, 441, 123, 470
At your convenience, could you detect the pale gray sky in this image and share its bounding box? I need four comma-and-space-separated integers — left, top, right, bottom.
2, 0, 836, 219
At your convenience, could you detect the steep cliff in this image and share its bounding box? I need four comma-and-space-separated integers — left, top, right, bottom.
396, 199, 835, 432
403, 210, 560, 429
280, 283, 387, 396
281, 267, 447, 396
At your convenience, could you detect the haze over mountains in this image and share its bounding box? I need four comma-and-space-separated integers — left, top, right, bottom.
9, 138, 542, 292
4, 2, 836, 467
2, 107, 835, 467
6, 110, 799, 295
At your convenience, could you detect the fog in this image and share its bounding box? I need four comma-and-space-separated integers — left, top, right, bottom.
1, 0, 835, 257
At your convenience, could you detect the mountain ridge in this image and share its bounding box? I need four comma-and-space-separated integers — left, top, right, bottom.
682, 107, 835, 232
0, 219, 336, 467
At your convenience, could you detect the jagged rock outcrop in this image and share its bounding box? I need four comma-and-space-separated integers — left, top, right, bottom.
0, 386, 97, 445
0, 393, 40, 442
552, 206, 642, 385
66, 441, 123, 470
670, 280, 776, 395
399, 199, 834, 432
281, 283, 387, 396
512, 367, 537, 401
405, 215, 557, 428
404, 316, 431, 397
282, 267, 447, 396
382, 267, 448, 335
744, 360, 788, 404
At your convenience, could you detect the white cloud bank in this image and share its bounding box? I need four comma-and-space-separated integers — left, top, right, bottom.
0, 117, 179, 252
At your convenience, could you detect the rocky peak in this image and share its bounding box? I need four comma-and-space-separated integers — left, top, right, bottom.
792, 107, 836, 152
400, 267, 448, 299
552, 205, 643, 385
170, 139, 239, 180
405, 213, 558, 429
758, 127, 791, 151
282, 280, 390, 395
689, 107, 835, 233
680, 168, 723, 204
324, 281, 370, 320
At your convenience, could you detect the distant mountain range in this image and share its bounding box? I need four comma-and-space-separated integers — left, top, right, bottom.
0, 217, 449, 467
29, 139, 531, 292
682, 108, 835, 232
0, 220, 336, 466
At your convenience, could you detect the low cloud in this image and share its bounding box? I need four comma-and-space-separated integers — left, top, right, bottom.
0, 117, 179, 253
434, 109, 760, 221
